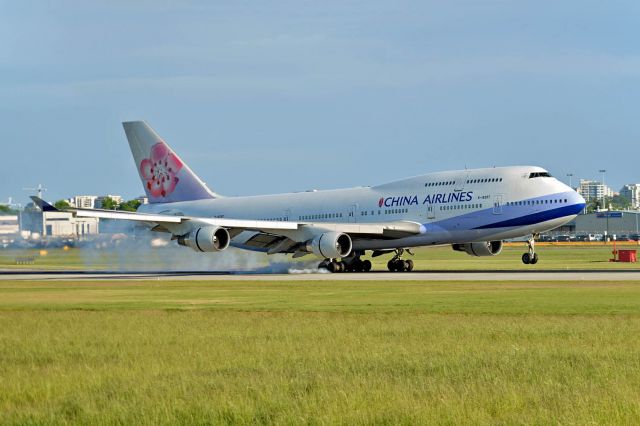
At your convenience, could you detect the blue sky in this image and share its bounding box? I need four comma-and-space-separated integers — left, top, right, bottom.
1, 1, 638, 204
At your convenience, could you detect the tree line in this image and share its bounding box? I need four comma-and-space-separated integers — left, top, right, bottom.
53, 197, 142, 212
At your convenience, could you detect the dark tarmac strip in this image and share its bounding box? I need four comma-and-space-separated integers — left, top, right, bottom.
1, 269, 639, 281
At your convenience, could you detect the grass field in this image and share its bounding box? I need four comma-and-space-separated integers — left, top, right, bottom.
1, 242, 639, 271
1, 279, 640, 424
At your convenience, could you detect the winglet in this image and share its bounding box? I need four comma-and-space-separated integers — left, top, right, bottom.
30, 196, 59, 212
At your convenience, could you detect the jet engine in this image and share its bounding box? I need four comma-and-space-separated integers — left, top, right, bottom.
177, 226, 231, 252
452, 241, 503, 257
306, 232, 353, 259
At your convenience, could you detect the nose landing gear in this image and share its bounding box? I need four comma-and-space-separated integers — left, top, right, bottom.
387, 249, 415, 272
522, 235, 539, 264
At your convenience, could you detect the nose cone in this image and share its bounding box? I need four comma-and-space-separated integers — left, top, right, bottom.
554, 179, 586, 213
563, 182, 586, 211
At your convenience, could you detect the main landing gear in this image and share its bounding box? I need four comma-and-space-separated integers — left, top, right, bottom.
319, 253, 372, 273
522, 234, 539, 264
387, 249, 414, 272
318, 249, 415, 273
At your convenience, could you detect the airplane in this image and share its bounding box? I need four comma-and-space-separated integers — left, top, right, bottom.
33, 121, 586, 272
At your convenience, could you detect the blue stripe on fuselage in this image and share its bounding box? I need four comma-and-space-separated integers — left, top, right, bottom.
473, 202, 585, 229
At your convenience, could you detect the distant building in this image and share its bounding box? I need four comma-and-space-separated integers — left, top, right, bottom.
136, 196, 149, 205
577, 179, 613, 203
567, 210, 640, 235
620, 184, 640, 209
21, 210, 99, 238
0, 215, 19, 236
95, 195, 123, 209
68, 195, 98, 209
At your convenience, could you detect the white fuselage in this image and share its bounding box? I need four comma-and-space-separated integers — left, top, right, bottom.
139, 166, 585, 252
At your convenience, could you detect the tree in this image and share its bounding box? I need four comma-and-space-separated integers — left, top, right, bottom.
610, 195, 631, 210
100, 197, 119, 210
0, 205, 17, 215
586, 199, 601, 213
587, 196, 631, 213
54, 200, 71, 210
117, 199, 141, 212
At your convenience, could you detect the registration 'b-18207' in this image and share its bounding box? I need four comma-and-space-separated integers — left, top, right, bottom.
33, 121, 586, 272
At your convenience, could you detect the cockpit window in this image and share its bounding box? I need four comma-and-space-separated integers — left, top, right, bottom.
529, 172, 552, 178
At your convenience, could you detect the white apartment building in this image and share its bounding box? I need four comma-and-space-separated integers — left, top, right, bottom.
577, 179, 613, 203
620, 184, 640, 209
68, 195, 98, 209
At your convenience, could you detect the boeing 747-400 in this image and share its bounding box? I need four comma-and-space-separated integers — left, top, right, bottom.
33, 121, 586, 272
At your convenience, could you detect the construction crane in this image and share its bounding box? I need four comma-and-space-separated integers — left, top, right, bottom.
22, 184, 47, 200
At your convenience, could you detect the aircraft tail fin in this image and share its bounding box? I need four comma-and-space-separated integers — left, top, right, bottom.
122, 121, 218, 204
30, 196, 58, 212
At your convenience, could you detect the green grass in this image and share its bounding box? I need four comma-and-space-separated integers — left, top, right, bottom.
368, 243, 640, 271
1, 279, 640, 424
1, 243, 639, 271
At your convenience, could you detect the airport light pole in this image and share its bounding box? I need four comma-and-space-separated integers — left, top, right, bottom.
566, 173, 573, 190
598, 169, 606, 211
598, 169, 609, 241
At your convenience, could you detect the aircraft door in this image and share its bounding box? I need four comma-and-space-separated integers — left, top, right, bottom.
426, 205, 436, 220
493, 195, 503, 215
284, 209, 291, 222
348, 204, 358, 223
455, 173, 469, 192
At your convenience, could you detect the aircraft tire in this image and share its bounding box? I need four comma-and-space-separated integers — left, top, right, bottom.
522, 253, 531, 264
406, 259, 414, 272
362, 260, 372, 272
387, 260, 396, 272
530, 254, 539, 264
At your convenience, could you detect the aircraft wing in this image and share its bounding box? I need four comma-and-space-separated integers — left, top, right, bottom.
30, 196, 422, 253
72, 207, 421, 238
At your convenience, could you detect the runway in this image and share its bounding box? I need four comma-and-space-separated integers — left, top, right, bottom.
1, 269, 640, 281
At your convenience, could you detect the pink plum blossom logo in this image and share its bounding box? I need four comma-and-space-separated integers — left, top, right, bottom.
378, 197, 384, 208
140, 142, 183, 198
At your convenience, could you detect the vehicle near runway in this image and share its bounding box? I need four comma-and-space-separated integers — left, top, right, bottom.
33, 121, 586, 272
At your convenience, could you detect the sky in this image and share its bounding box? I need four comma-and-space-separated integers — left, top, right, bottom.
1, 1, 639, 205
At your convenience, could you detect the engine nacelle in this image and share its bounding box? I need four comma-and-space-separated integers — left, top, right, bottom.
452, 241, 503, 257
177, 226, 231, 252
306, 232, 353, 259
